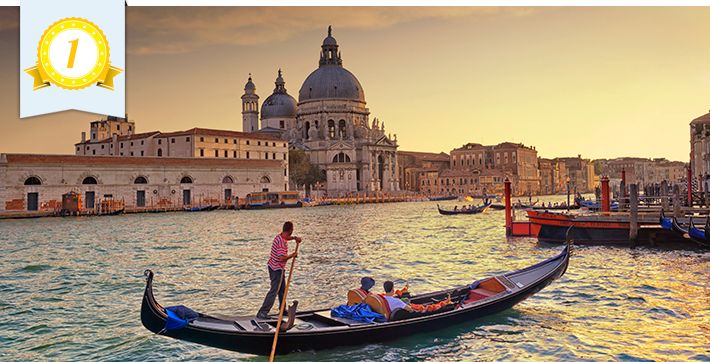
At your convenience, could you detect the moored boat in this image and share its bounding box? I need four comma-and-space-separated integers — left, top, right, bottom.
141, 242, 571, 356
668, 216, 710, 248
245, 192, 303, 209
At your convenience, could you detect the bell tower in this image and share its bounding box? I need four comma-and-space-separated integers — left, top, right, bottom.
241, 74, 259, 132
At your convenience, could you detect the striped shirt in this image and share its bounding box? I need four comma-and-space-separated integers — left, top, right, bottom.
267, 233, 288, 270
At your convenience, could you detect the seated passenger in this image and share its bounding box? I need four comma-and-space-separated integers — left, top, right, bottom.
348, 276, 375, 306
382, 281, 413, 313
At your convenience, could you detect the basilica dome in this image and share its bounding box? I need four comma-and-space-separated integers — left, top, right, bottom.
298, 28, 365, 103
261, 70, 297, 119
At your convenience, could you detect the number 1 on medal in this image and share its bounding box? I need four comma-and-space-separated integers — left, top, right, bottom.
67, 39, 79, 68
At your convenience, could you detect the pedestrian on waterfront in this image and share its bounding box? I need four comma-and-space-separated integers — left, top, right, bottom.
256, 221, 302, 319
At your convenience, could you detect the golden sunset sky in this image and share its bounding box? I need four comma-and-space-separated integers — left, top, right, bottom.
1, 6, 708, 161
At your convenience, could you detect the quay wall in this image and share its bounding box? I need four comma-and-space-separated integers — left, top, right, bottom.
0, 154, 286, 212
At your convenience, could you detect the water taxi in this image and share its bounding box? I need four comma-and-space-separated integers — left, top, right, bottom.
244, 192, 303, 209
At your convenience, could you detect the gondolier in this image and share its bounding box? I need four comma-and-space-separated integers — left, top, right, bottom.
256, 221, 302, 319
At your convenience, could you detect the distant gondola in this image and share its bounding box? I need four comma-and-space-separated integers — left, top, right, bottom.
183, 205, 216, 212
141, 242, 571, 356
428, 195, 458, 201
437, 200, 492, 215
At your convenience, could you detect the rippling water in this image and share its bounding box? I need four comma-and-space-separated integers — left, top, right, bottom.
2, 197, 710, 361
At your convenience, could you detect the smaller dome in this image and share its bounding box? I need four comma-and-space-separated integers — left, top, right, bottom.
323, 36, 337, 46
261, 93, 297, 119
244, 74, 255, 92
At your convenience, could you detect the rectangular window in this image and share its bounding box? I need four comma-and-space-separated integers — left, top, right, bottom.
120, 143, 124, 148
215, 138, 219, 143
130, 141, 133, 146
200, 137, 204, 142
273, 142, 276, 147
233, 151, 237, 158
117, 125, 120, 130
283, 154, 286, 160
246, 140, 250, 145
233, 139, 237, 144
141, 140, 144, 145
224, 139, 228, 143
171, 138, 175, 143
273, 153, 276, 159
158, 139, 162, 145
92, 149, 95, 155
224, 150, 228, 157
101, 145, 104, 149
86, 146, 89, 150
200, 149, 204, 157
77, 146, 80, 151
141, 150, 144, 156
246, 151, 249, 158
258, 141, 261, 146
280, 121, 284, 129
215, 150, 219, 157
186, 137, 190, 142
92, 133, 96, 139
265, 153, 268, 159
110, 144, 113, 148
131, 151, 134, 156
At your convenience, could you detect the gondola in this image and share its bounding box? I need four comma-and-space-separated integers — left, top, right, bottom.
141, 240, 571, 356
437, 200, 492, 215
427, 195, 457, 201
183, 205, 216, 212
670, 216, 710, 248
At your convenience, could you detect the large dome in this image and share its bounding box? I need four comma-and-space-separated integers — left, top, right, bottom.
298, 66, 365, 103
298, 27, 365, 103
261, 69, 297, 119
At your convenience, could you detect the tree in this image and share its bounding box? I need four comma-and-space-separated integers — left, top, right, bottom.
289, 150, 325, 195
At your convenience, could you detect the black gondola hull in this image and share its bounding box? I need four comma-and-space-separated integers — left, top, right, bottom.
141, 245, 569, 356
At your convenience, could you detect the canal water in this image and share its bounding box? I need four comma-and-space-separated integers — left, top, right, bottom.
2, 197, 710, 361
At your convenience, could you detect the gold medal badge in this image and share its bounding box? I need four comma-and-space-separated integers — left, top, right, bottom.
24, 17, 123, 91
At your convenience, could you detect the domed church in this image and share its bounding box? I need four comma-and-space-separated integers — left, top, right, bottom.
241, 27, 399, 194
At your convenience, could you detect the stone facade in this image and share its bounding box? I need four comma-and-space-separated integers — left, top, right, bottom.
397, 151, 450, 192
450, 142, 540, 196
0, 154, 284, 211
243, 28, 399, 194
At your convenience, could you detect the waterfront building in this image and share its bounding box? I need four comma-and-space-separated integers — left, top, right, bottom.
598, 157, 686, 187
538, 158, 567, 195
690, 110, 710, 189
558, 155, 595, 193
397, 151, 450, 192
450, 142, 540, 196
432, 168, 504, 196
0, 154, 284, 212
241, 27, 400, 194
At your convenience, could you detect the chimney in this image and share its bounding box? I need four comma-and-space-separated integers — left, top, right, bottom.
81, 132, 86, 143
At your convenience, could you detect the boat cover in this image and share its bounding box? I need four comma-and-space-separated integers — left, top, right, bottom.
165, 305, 199, 330
331, 303, 386, 323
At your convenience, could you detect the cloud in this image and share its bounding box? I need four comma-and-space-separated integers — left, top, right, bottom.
127, 6, 536, 55
0, 7, 19, 32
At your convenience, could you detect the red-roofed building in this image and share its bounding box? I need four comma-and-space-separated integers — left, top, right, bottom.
396, 151, 449, 192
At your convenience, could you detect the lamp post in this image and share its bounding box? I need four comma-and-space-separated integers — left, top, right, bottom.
566, 177, 571, 212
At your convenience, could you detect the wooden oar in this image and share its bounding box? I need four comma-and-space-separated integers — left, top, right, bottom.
269, 241, 300, 362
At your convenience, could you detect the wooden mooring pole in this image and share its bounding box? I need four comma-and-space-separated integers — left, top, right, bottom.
661, 180, 668, 212
629, 184, 638, 247
673, 184, 681, 218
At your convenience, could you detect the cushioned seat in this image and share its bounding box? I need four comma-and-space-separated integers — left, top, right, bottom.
364, 294, 392, 320
347, 289, 369, 306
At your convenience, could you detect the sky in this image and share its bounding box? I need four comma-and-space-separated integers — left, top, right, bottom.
1, 6, 708, 162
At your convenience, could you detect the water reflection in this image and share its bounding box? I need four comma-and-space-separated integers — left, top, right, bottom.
1, 199, 709, 361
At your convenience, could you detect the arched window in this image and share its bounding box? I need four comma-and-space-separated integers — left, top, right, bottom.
180, 176, 192, 183
134, 176, 148, 184
157, 148, 163, 157
332, 152, 351, 163
222, 176, 234, 183
328, 120, 335, 138
24, 176, 41, 185
260, 176, 271, 183
339, 120, 346, 138
82, 176, 98, 184
305, 121, 310, 136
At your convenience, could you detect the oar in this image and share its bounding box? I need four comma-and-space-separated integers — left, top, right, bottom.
269, 241, 300, 362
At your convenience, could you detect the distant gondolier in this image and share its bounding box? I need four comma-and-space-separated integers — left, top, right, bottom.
256, 221, 301, 319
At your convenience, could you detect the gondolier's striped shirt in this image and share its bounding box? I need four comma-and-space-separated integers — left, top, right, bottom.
267, 233, 288, 270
